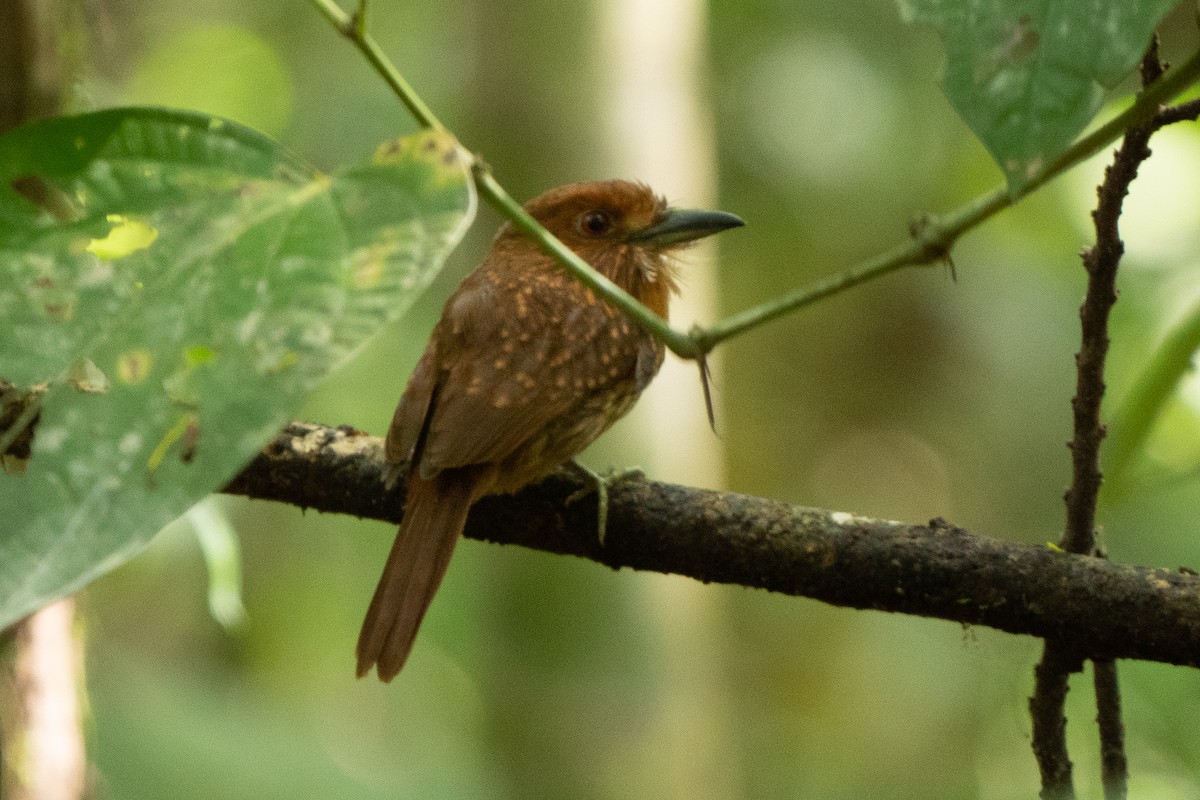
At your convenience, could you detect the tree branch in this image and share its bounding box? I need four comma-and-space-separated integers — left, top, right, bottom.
1029, 645, 1081, 800
1094, 659, 1128, 800
1028, 39, 1167, 800
1152, 96, 1200, 129
223, 422, 1200, 669
1031, 639, 1081, 800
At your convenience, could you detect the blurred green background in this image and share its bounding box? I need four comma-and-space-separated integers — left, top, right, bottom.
35, 0, 1200, 797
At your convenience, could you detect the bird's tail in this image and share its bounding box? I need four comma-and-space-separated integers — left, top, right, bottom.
356, 472, 475, 681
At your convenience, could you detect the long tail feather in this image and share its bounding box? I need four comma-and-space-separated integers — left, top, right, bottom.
356, 473, 475, 681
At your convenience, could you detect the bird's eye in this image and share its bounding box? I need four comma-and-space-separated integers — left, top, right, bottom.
578, 210, 613, 237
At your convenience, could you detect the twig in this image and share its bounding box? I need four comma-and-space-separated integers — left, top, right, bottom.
699, 44, 1200, 349
1097, 97, 1200, 498
307, 0, 1200, 360
307, 0, 694, 356
223, 422, 1200, 668
1094, 660, 1128, 800
1151, 96, 1200, 128
1028, 38, 1165, 800
1029, 643, 1081, 800
308, 0, 444, 131
1062, 67, 1156, 555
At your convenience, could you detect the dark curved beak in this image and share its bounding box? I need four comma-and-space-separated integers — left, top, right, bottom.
627, 207, 744, 248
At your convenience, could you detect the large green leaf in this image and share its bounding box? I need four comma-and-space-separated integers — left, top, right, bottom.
898, 0, 1178, 191
0, 108, 475, 628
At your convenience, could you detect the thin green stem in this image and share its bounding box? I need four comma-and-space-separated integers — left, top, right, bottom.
311, 0, 1200, 360
1033, 47, 1200, 193
311, 0, 699, 355
307, 0, 444, 131
702, 47, 1200, 350
353, 0, 368, 39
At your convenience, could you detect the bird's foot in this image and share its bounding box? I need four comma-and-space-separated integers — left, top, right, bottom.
563, 462, 643, 546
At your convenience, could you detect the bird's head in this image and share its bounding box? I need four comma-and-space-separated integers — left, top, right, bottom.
502, 180, 743, 311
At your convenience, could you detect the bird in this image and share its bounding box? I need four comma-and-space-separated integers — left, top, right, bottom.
356, 179, 743, 681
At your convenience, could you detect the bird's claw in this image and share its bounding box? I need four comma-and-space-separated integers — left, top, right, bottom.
563, 463, 643, 546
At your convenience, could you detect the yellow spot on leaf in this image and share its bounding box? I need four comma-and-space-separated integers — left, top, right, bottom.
116, 349, 153, 383
371, 129, 467, 187
351, 245, 387, 289
86, 214, 158, 260
184, 345, 216, 368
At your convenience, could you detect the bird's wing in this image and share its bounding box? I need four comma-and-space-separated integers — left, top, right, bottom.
407, 268, 646, 477
383, 341, 438, 468
383, 269, 507, 471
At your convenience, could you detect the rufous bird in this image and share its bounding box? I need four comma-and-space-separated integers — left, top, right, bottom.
357, 179, 743, 681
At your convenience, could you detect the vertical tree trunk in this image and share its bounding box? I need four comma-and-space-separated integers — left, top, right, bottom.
4, 603, 86, 800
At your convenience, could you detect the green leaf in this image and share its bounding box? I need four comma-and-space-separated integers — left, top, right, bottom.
898, 0, 1178, 191
0, 108, 475, 628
